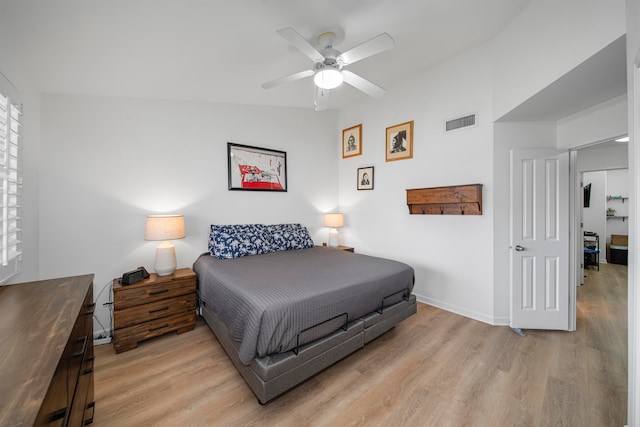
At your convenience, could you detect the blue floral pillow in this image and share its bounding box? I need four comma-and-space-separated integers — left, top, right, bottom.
209, 224, 275, 259
268, 223, 315, 251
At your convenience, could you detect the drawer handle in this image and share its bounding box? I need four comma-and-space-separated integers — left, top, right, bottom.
84, 355, 95, 375
149, 307, 169, 314
72, 336, 88, 358
149, 289, 169, 296
85, 303, 96, 316
50, 406, 69, 423
149, 324, 169, 332
84, 401, 95, 425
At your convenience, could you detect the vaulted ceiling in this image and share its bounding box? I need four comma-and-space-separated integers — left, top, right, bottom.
1, 0, 628, 121
1, 0, 532, 110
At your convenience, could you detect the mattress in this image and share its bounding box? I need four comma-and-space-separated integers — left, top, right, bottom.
193, 246, 415, 364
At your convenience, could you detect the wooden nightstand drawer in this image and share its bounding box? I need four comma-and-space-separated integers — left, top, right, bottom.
113, 311, 196, 354
114, 293, 196, 329
114, 271, 195, 310
113, 267, 196, 353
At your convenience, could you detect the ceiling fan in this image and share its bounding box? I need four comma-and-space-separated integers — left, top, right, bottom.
261, 28, 395, 111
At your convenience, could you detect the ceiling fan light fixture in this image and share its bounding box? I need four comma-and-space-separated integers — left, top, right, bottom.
314, 69, 343, 89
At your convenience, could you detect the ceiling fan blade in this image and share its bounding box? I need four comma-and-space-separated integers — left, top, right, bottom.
277, 27, 325, 63
337, 33, 395, 66
261, 69, 314, 89
342, 70, 386, 98
314, 86, 329, 111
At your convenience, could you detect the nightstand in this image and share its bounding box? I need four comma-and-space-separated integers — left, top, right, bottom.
321, 243, 354, 252
112, 267, 196, 353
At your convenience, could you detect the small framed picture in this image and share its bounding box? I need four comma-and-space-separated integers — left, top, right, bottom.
386, 120, 414, 162
342, 124, 362, 158
357, 166, 374, 190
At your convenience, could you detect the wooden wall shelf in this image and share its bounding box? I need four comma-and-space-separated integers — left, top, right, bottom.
406, 184, 483, 215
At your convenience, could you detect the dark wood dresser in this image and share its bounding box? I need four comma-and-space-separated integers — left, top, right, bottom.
0, 274, 95, 427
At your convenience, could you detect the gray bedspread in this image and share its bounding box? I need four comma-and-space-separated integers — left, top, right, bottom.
193, 246, 414, 364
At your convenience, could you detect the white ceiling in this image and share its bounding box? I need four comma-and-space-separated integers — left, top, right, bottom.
1, 0, 533, 110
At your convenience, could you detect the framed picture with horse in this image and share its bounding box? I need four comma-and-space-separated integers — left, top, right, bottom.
227, 142, 287, 192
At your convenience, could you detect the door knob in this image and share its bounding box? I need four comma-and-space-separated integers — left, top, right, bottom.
515, 245, 525, 252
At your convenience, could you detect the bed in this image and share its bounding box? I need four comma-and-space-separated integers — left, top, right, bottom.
193, 223, 416, 404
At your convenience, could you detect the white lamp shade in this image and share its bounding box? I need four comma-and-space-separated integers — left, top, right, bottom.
145, 214, 185, 276
323, 213, 344, 228
314, 69, 343, 89
145, 215, 185, 241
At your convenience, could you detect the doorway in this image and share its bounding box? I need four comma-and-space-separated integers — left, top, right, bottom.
574, 140, 629, 281
581, 169, 629, 268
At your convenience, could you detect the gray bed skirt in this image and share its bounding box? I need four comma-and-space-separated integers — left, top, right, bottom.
201, 294, 417, 404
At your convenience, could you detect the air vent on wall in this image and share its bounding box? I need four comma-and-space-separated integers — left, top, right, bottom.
445, 113, 476, 132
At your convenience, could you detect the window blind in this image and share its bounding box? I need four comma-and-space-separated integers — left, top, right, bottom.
0, 91, 22, 284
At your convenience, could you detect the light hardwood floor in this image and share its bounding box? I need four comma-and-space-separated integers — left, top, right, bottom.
94, 263, 627, 426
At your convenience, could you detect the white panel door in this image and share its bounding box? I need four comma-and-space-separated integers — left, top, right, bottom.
510, 150, 570, 330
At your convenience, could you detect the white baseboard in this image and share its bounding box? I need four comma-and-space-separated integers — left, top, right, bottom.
94, 337, 112, 346
414, 293, 507, 326
93, 328, 112, 346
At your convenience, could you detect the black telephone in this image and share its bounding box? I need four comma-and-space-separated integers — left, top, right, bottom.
121, 266, 150, 285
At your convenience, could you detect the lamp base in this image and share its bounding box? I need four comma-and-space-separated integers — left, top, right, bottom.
328, 228, 340, 248
154, 241, 177, 276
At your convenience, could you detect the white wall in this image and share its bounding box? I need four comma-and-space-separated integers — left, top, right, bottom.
578, 142, 629, 171
557, 95, 628, 149
40, 94, 338, 336
338, 42, 496, 323
493, 0, 626, 120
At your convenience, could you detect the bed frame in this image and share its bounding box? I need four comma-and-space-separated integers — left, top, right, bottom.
200, 294, 417, 404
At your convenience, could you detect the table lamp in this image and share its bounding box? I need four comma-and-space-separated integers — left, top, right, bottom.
323, 213, 344, 248
145, 214, 186, 276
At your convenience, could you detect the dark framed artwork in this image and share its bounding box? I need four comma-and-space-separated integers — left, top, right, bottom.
385, 120, 414, 162
584, 183, 591, 207
357, 166, 374, 190
342, 124, 362, 158
227, 142, 287, 192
